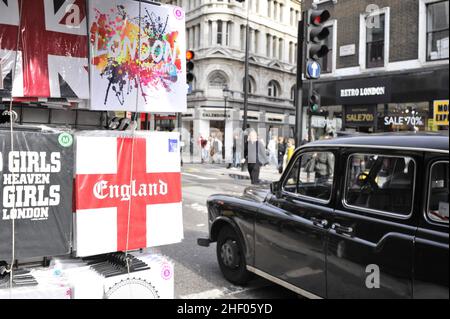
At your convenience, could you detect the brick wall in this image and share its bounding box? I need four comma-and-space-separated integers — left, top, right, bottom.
303, 0, 419, 68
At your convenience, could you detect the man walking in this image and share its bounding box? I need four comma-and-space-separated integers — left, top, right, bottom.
244, 130, 268, 185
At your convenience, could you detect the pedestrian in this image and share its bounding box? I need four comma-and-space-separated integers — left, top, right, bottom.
267, 135, 278, 168
234, 132, 243, 168
208, 136, 215, 163
285, 138, 296, 167
211, 135, 222, 164
189, 130, 194, 162
200, 136, 208, 164
277, 137, 286, 174
244, 130, 268, 185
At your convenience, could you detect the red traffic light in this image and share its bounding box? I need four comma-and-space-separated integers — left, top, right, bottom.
310, 9, 330, 26
186, 50, 195, 61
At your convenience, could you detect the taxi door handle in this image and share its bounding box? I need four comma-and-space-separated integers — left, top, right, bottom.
311, 217, 329, 228
332, 223, 354, 235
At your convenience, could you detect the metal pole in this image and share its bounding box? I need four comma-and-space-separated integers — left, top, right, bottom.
308, 80, 313, 142
242, 2, 250, 132
295, 13, 306, 146
223, 97, 227, 161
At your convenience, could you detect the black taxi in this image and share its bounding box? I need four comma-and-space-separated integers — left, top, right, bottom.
198, 133, 449, 299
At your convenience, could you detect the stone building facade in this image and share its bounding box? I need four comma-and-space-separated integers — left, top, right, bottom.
161, 0, 302, 161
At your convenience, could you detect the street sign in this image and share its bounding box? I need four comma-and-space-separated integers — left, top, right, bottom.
307, 60, 321, 79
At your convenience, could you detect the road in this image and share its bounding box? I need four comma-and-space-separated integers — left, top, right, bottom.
154, 163, 299, 299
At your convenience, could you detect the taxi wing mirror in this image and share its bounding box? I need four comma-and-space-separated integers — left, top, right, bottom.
270, 181, 282, 197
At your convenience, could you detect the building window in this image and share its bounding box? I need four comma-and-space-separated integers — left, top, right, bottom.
427, 0, 449, 61
268, 80, 280, 97
243, 76, 256, 94
241, 25, 246, 50
274, 1, 278, 21
272, 36, 277, 59
254, 30, 260, 54
289, 42, 294, 64
225, 22, 230, 46
278, 39, 283, 61
290, 85, 296, 101
320, 25, 334, 73
366, 13, 385, 68
217, 20, 223, 45
208, 21, 212, 46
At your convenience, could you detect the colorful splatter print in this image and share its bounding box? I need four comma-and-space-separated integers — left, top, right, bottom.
90, 5, 182, 106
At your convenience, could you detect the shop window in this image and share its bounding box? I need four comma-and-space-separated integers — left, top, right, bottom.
345, 154, 416, 216
427, 0, 449, 61
428, 161, 449, 223
379, 102, 430, 132
366, 13, 385, 68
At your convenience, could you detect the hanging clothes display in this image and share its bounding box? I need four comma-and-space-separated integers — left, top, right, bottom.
0, 0, 89, 99
0, 130, 74, 260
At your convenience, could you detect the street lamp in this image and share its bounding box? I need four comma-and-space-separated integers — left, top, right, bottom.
222, 85, 232, 161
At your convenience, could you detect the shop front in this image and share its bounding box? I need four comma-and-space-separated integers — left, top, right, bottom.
305, 66, 449, 134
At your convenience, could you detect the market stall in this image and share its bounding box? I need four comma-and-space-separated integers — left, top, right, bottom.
0, 0, 187, 299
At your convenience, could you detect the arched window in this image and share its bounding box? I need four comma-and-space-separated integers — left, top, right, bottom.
243, 76, 256, 94
209, 71, 228, 88
290, 85, 296, 101
268, 80, 281, 97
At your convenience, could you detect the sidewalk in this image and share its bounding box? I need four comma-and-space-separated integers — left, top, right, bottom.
182, 160, 282, 184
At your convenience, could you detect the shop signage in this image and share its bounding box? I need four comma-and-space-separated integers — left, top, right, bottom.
266, 113, 284, 123
201, 112, 231, 120
0, 131, 74, 260
337, 78, 391, 105
433, 100, 449, 126
345, 105, 376, 127
340, 44, 356, 57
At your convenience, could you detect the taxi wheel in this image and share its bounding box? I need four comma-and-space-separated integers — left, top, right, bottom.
216, 226, 251, 285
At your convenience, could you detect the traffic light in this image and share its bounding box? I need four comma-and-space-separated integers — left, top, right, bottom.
307, 9, 331, 61
186, 50, 195, 83
309, 92, 320, 113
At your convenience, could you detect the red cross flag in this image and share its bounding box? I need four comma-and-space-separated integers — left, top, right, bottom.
74, 132, 183, 257
0, 0, 89, 99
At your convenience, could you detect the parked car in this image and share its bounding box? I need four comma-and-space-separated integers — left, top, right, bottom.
198, 133, 449, 299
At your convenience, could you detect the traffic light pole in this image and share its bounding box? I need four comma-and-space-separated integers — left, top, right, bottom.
295, 13, 306, 147
308, 80, 313, 142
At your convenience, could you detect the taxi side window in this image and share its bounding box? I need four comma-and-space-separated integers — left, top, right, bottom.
283, 151, 335, 202
345, 154, 415, 216
428, 161, 449, 224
